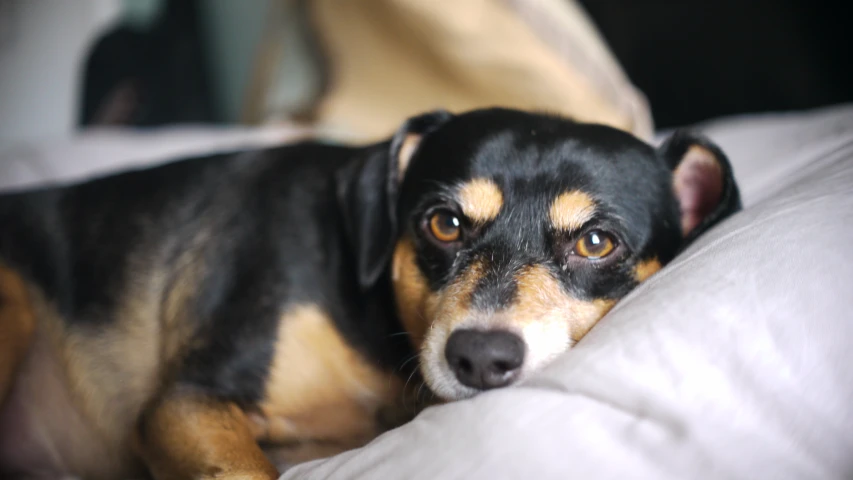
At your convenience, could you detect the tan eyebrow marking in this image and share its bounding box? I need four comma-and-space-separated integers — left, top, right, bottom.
457, 178, 503, 224
549, 190, 596, 231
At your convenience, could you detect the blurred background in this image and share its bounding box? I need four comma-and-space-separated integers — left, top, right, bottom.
1, 0, 851, 149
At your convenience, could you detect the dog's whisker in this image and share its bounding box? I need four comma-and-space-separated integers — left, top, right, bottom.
397, 353, 420, 372
415, 381, 431, 413
403, 368, 419, 393
403, 368, 422, 412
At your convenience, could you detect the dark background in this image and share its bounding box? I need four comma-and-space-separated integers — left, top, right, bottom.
577, 0, 852, 128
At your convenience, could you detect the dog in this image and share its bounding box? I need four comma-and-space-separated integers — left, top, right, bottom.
0, 107, 740, 479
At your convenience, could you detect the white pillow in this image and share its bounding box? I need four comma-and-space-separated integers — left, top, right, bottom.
0, 125, 307, 193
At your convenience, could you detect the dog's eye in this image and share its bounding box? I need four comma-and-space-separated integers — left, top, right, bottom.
428, 211, 462, 243
573, 230, 616, 259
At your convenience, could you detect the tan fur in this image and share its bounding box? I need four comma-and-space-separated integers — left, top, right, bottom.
510, 265, 615, 341
55, 260, 176, 466
429, 260, 487, 332
58, 236, 215, 458
4, 246, 208, 478
634, 257, 662, 282
44, 281, 163, 476
397, 133, 422, 180
549, 190, 596, 231
136, 391, 278, 480
391, 237, 439, 348
2, 281, 154, 478
458, 178, 503, 224
0, 265, 36, 403
253, 304, 407, 465
160, 238, 212, 368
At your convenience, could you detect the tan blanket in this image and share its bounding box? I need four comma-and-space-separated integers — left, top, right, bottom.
243, 0, 653, 142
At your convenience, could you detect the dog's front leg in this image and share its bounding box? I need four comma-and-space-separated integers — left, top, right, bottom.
0, 265, 36, 405
134, 388, 279, 480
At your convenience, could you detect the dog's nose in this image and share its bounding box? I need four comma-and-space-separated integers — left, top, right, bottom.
444, 329, 525, 390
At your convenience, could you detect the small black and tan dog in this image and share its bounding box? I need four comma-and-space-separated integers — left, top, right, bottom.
0, 108, 739, 479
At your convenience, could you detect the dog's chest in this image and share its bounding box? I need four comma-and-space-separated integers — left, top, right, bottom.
249, 304, 413, 465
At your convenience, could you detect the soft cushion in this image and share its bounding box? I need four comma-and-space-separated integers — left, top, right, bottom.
0, 125, 306, 193
281, 103, 853, 480
250, 0, 653, 142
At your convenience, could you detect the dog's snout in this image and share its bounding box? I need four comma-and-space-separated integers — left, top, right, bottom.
444, 329, 525, 390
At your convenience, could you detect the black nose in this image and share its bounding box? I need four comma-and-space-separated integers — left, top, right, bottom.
444, 329, 525, 390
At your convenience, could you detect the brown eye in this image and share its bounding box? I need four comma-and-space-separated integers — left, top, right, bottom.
428, 211, 462, 243
573, 230, 616, 259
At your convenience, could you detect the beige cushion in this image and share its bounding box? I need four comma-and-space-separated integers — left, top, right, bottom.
246, 0, 653, 142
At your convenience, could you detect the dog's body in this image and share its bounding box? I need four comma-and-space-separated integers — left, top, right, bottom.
0, 143, 415, 479
0, 108, 740, 479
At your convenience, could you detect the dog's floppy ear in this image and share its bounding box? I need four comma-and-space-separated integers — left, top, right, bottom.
337, 110, 453, 290
658, 131, 742, 244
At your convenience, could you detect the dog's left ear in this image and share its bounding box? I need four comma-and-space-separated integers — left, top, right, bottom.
336, 110, 454, 290
658, 131, 742, 244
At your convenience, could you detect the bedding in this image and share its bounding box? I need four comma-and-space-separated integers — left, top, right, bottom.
0, 124, 306, 192
1, 104, 851, 480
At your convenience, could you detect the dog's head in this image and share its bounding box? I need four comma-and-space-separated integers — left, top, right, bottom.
338, 108, 740, 400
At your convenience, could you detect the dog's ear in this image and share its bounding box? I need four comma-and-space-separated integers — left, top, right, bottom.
337, 110, 454, 290
658, 131, 741, 244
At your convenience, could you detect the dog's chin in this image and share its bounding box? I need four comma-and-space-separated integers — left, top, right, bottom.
420, 362, 484, 401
